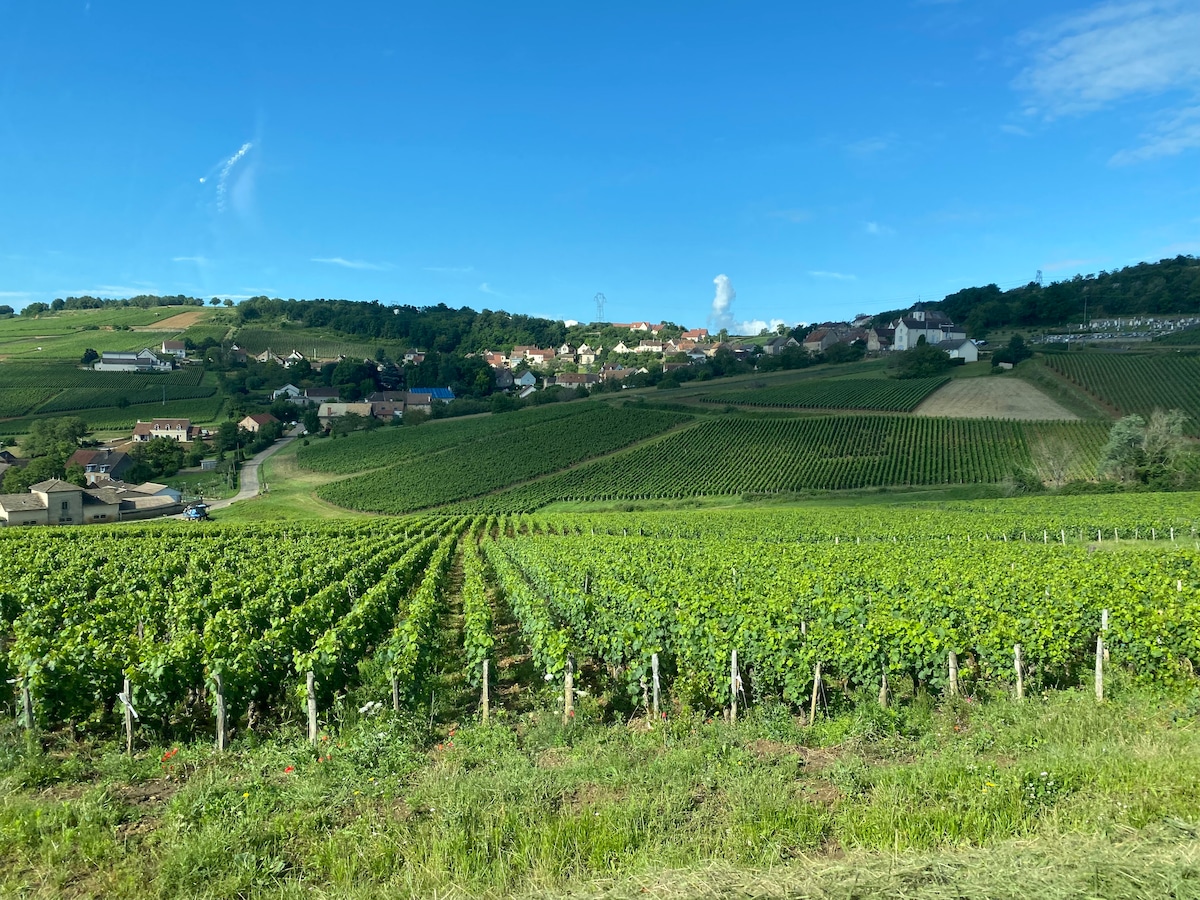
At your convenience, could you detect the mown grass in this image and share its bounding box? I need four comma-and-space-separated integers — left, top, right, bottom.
2, 681, 1199, 898
214, 437, 369, 523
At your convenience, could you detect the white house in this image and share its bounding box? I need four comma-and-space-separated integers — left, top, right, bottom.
160, 340, 186, 359
93, 349, 172, 373
939, 338, 979, 363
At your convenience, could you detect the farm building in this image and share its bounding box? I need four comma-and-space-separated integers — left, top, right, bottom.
554, 373, 601, 389
160, 340, 187, 359
763, 335, 800, 355
93, 348, 172, 373
239, 413, 280, 433
132, 418, 197, 443
67, 448, 132, 485
939, 339, 979, 363
802, 329, 837, 353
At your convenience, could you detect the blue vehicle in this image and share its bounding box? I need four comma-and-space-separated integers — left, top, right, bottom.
184, 503, 209, 521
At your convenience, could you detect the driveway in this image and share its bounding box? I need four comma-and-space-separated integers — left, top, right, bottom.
196, 425, 304, 512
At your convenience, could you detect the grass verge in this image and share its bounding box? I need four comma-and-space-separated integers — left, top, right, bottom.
2, 683, 1198, 898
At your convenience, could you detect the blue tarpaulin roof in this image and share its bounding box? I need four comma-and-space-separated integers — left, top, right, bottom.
411, 387, 455, 400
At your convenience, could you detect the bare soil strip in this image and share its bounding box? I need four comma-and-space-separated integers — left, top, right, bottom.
914, 377, 1078, 420
131, 310, 208, 331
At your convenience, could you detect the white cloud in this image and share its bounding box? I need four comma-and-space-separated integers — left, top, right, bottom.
708, 274, 736, 331
1016, 1, 1200, 119
478, 282, 505, 297
424, 265, 475, 274
864, 221, 895, 236
172, 255, 210, 265
0, 291, 31, 298
808, 270, 857, 281
1001, 123, 1032, 137
312, 257, 392, 271
735, 318, 793, 336
562, 319, 579, 327
1110, 104, 1200, 163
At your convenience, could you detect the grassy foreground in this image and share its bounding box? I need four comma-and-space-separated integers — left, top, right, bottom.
3, 682, 1199, 899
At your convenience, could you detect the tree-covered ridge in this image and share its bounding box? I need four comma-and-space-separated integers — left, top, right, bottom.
933, 255, 1200, 335
236, 298, 572, 354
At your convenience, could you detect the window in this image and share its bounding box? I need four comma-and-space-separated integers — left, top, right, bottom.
61, 501, 69, 511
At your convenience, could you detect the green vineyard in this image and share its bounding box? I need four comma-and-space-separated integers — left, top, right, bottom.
702, 376, 949, 411
232, 327, 388, 360
296, 402, 599, 475
315, 404, 691, 513
2, 495, 1196, 741
0, 363, 214, 420
447, 415, 1108, 511
1042, 353, 1200, 433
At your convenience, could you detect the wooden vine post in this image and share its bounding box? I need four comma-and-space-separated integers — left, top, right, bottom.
878, 665, 889, 709
391, 673, 401, 713
730, 649, 739, 725
809, 662, 822, 726
121, 676, 135, 756
1095, 609, 1108, 702
20, 676, 34, 731
563, 655, 575, 724
1014, 644, 1024, 701
481, 659, 490, 723
651, 652, 660, 718
307, 671, 318, 746
947, 651, 960, 697
214, 672, 228, 752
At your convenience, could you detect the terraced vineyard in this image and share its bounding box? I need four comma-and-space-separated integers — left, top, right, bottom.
1041, 353, 1200, 433
315, 404, 691, 512
702, 376, 949, 411
448, 415, 1107, 511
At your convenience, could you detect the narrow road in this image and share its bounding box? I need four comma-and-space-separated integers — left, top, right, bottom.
201, 425, 304, 512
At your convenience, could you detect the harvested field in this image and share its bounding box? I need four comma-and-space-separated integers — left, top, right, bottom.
915, 377, 1078, 421
131, 310, 208, 331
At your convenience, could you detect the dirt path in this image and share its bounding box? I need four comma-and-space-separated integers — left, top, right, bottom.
489, 573, 540, 715
427, 544, 473, 725
914, 377, 1079, 420
192, 426, 302, 513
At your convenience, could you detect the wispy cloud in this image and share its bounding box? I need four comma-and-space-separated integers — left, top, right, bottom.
808, 270, 857, 281
424, 265, 475, 275
768, 209, 812, 224
1001, 123, 1032, 137
478, 282, 505, 297
846, 136, 891, 157
1015, 1, 1200, 119
214, 142, 253, 213
864, 221, 895, 236
59, 285, 149, 297
0, 290, 31, 297
1110, 104, 1200, 164
312, 257, 393, 271
172, 255, 210, 265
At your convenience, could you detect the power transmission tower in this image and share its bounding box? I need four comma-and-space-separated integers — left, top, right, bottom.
594, 292, 606, 323
1035, 269, 1043, 287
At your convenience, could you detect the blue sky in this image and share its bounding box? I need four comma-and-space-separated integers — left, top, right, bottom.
1, 1, 1198, 333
